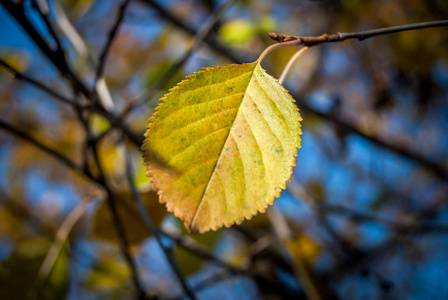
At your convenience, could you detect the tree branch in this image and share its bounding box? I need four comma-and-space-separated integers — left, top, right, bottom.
95, 0, 131, 84
124, 150, 197, 299
269, 20, 448, 46
296, 101, 448, 180
0, 118, 85, 176
0, 0, 90, 96
0, 57, 75, 107
139, 0, 244, 63
90, 142, 148, 300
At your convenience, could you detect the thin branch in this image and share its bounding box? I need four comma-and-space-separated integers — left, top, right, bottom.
124, 150, 197, 300
122, 0, 237, 116
95, 0, 131, 85
31, 0, 64, 51
36, 195, 97, 285
91, 143, 148, 300
0, 51, 141, 147
0, 0, 90, 96
269, 19, 448, 46
140, 0, 244, 63
159, 229, 246, 274
0, 57, 76, 107
296, 101, 448, 180
0, 118, 84, 175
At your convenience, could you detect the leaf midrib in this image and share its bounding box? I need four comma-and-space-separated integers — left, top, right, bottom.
189, 62, 259, 231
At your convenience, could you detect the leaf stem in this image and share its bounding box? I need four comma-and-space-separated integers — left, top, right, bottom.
257, 39, 301, 63
278, 46, 312, 84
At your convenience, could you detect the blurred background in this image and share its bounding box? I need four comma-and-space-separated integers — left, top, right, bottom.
0, 0, 448, 299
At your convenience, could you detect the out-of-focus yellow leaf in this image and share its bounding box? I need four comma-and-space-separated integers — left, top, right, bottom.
89, 114, 111, 137
87, 255, 130, 290
0, 49, 29, 73
142, 62, 302, 234
0, 206, 24, 241
219, 19, 256, 45
285, 234, 333, 299
98, 138, 125, 180
0, 236, 69, 300
286, 234, 321, 265
258, 16, 276, 33
92, 190, 166, 245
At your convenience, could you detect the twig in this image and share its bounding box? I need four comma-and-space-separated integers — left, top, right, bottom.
0, 119, 85, 176
124, 150, 197, 300
95, 0, 131, 85
36, 195, 98, 285
269, 20, 448, 46
0, 58, 76, 107
159, 229, 246, 274
296, 101, 448, 180
91, 144, 148, 300
31, 0, 64, 51
121, 0, 237, 116
140, 0, 243, 63
0, 53, 141, 147
0, 0, 90, 96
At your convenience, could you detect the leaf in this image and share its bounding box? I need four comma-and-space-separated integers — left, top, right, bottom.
142, 61, 302, 234
92, 190, 166, 245
0, 236, 70, 300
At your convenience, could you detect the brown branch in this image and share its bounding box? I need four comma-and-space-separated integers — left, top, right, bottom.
297, 101, 448, 180
95, 0, 131, 84
0, 0, 90, 96
31, 0, 64, 51
0, 58, 75, 107
139, 0, 244, 63
269, 20, 448, 46
124, 150, 197, 299
90, 141, 148, 300
0, 119, 85, 176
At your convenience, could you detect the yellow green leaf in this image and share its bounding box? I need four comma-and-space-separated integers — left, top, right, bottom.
142, 61, 302, 234
219, 19, 256, 45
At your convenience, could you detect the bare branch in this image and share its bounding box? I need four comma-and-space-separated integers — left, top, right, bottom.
0, 57, 76, 107
90, 142, 148, 300
269, 20, 448, 46
140, 0, 244, 63
0, 0, 90, 96
31, 0, 64, 51
124, 150, 197, 299
95, 0, 131, 84
36, 195, 98, 285
296, 100, 448, 180
0, 118, 84, 175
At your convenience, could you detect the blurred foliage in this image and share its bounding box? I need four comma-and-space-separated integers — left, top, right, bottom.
0, 236, 69, 300
92, 190, 166, 245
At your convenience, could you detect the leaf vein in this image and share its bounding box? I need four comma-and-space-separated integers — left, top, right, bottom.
161, 107, 238, 141
168, 126, 230, 166
163, 92, 244, 120
246, 92, 285, 154
254, 76, 292, 134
